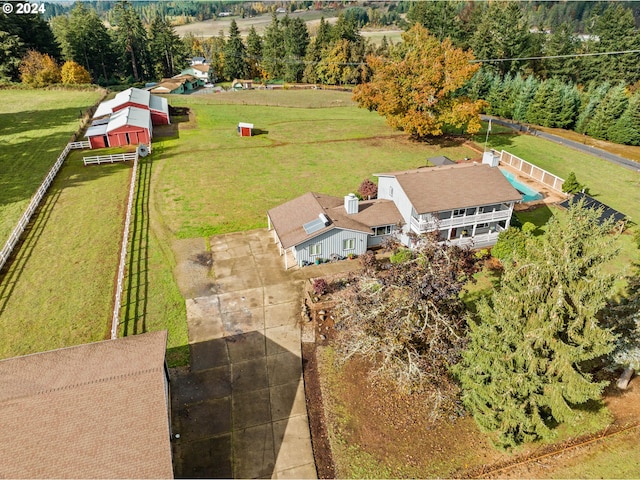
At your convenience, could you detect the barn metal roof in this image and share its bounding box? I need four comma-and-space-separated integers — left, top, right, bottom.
106, 106, 152, 133
558, 192, 627, 224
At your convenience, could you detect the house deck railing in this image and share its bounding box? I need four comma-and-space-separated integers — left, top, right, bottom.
499, 150, 564, 192
410, 208, 512, 233
83, 152, 138, 166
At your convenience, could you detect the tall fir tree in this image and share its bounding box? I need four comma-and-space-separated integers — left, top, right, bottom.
607, 91, 640, 145
0, 30, 23, 81
526, 79, 554, 126
52, 4, 117, 83
586, 83, 628, 140
245, 26, 262, 79
111, 0, 151, 81
574, 82, 609, 134
282, 16, 309, 83
587, 4, 640, 85
455, 202, 619, 448
407, 0, 464, 45
470, 2, 533, 76
223, 19, 247, 81
261, 13, 284, 80
149, 13, 186, 79
541, 22, 578, 82
512, 75, 539, 122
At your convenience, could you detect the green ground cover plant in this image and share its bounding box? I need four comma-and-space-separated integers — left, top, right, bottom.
0, 89, 103, 246
155, 91, 477, 239
0, 152, 130, 358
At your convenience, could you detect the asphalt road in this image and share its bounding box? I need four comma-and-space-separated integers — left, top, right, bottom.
482, 115, 640, 172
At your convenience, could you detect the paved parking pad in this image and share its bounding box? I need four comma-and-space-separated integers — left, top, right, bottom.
171, 230, 316, 479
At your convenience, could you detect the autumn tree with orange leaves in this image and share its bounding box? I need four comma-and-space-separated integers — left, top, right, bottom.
353, 24, 486, 139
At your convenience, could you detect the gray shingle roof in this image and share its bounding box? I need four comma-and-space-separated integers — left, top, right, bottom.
0, 331, 173, 479
376, 163, 521, 214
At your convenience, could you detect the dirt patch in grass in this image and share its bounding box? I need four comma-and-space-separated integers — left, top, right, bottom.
306, 339, 640, 478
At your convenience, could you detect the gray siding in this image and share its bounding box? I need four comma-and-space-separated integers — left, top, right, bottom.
294, 228, 369, 265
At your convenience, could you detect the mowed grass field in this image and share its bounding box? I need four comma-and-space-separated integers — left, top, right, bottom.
0, 153, 131, 358
154, 90, 478, 238
0, 88, 103, 246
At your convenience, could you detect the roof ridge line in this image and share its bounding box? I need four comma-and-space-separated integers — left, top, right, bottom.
1, 367, 163, 404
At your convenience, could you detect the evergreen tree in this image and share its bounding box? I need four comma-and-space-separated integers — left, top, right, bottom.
51, 4, 116, 83
557, 83, 580, 129
588, 4, 640, 84
261, 13, 284, 80
149, 13, 186, 79
0, 10, 59, 59
574, 82, 609, 134
607, 91, 640, 145
455, 202, 619, 448
464, 68, 495, 102
282, 16, 309, 83
0, 31, 24, 82
526, 79, 555, 126
512, 75, 539, 122
245, 26, 262, 79
223, 19, 247, 81
407, 0, 464, 45
561, 171, 584, 194
470, 2, 532, 76
111, 0, 151, 81
541, 22, 578, 82
586, 83, 628, 140
542, 79, 565, 128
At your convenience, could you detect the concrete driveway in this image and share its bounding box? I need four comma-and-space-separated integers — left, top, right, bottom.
170, 230, 317, 479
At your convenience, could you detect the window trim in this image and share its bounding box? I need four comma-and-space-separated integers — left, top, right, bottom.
309, 243, 322, 256
374, 225, 393, 236
343, 238, 356, 250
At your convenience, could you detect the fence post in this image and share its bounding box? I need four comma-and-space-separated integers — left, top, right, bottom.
110, 151, 139, 339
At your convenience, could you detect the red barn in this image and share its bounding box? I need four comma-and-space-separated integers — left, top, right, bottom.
86, 107, 152, 149
86, 88, 169, 148
238, 122, 254, 137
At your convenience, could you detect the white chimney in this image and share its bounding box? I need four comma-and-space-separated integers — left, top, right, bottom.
344, 193, 359, 215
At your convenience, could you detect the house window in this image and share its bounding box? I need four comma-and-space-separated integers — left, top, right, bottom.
476, 223, 489, 229
374, 225, 393, 236
309, 244, 322, 256
453, 208, 465, 217
343, 238, 356, 250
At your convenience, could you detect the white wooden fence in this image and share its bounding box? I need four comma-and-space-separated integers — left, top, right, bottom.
499, 150, 565, 192
111, 153, 139, 339
83, 152, 138, 166
0, 143, 75, 272
68, 140, 90, 150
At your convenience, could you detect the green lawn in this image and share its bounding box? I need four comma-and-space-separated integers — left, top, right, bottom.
0, 152, 130, 358
156, 91, 477, 238
0, 88, 104, 246
478, 131, 640, 223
